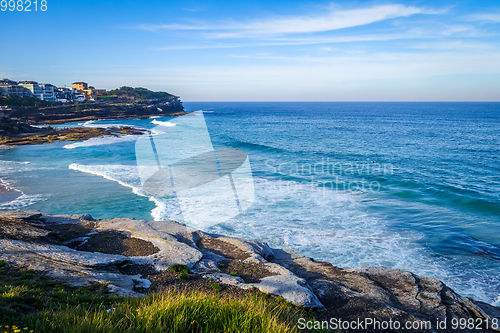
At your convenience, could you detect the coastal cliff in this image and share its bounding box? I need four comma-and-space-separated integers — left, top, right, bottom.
1, 210, 499, 332
2, 86, 186, 125
0, 86, 186, 146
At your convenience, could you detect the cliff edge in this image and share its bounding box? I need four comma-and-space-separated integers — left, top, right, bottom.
0, 210, 499, 332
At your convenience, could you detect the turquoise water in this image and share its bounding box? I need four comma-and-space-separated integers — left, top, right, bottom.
1, 102, 499, 305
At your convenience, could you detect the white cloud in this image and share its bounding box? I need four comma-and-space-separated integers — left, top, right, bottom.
152, 32, 432, 51
134, 4, 445, 37
222, 4, 441, 37
113, 51, 500, 101
135, 23, 211, 32
441, 25, 474, 36
412, 41, 495, 51
467, 13, 500, 23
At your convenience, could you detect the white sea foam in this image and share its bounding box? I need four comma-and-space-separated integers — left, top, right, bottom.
0, 160, 38, 174
64, 164, 500, 304
69, 164, 143, 195
65, 164, 425, 270
81, 120, 144, 130
63, 135, 141, 149
150, 130, 167, 136
68, 163, 183, 222
151, 119, 176, 127
0, 193, 47, 209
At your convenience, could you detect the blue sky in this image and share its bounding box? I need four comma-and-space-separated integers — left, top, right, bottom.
1, 0, 499, 101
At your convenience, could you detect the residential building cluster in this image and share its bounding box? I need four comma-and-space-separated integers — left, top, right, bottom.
0, 79, 106, 103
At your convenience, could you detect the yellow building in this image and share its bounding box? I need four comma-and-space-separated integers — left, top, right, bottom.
72, 82, 95, 100
72, 82, 88, 91
83, 89, 95, 100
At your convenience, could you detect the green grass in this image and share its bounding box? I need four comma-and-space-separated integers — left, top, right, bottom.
27, 291, 306, 333
0, 263, 327, 332
0, 265, 126, 331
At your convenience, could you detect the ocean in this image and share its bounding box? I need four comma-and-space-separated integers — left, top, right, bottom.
1, 102, 499, 306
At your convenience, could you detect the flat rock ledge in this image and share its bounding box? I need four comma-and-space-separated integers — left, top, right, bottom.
0, 210, 499, 332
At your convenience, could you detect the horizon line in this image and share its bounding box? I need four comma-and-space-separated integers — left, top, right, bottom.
183, 100, 500, 103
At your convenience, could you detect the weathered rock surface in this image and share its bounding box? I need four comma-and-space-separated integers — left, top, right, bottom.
0, 124, 146, 146
0, 210, 499, 332
0, 116, 42, 138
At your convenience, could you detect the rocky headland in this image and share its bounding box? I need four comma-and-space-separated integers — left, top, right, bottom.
10, 99, 186, 125
0, 116, 147, 146
1, 210, 499, 332
0, 86, 186, 146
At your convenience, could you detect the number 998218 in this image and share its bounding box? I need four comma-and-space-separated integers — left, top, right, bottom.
1, 0, 47, 11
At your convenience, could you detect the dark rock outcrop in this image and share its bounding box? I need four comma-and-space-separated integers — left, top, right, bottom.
0, 116, 42, 137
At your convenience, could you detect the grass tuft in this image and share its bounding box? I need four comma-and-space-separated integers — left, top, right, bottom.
0, 262, 330, 332
210, 283, 223, 292
169, 264, 190, 273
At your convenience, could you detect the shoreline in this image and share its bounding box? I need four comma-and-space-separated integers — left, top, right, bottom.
0, 183, 22, 205
34, 111, 188, 125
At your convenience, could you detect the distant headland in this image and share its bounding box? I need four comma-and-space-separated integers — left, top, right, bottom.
0, 79, 186, 145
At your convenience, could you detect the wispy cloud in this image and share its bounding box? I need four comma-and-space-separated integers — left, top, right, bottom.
466, 13, 500, 23
183, 8, 202, 12
134, 4, 445, 37
135, 22, 212, 32
215, 5, 444, 37
151, 32, 433, 50
412, 41, 496, 51
441, 25, 474, 36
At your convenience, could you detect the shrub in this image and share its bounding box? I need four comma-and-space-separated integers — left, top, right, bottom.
229, 271, 238, 277
211, 283, 223, 292
169, 264, 190, 273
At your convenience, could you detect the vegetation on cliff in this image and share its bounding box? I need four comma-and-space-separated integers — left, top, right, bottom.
0, 96, 61, 108
105, 86, 178, 101
0, 263, 309, 333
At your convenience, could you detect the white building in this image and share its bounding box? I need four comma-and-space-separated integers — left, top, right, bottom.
19, 81, 44, 100
19, 81, 57, 101
39, 84, 56, 102
0, 79, 33, 97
